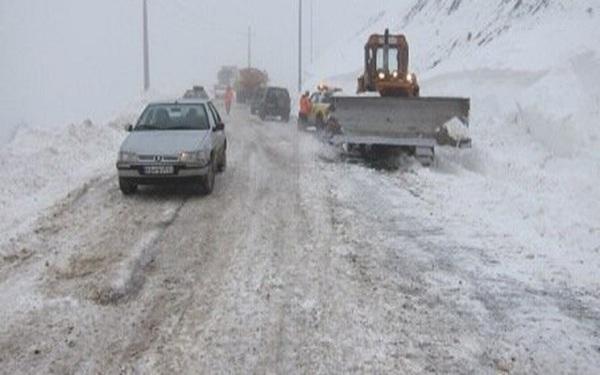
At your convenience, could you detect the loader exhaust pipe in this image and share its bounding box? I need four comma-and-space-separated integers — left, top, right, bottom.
383, 28, 390, 74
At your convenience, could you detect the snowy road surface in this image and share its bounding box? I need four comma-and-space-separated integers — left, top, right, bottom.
1, 106, 599, 374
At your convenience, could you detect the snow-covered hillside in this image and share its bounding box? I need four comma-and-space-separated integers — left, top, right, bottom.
308, 0, 600, 286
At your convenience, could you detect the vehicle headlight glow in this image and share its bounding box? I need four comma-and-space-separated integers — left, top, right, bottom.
179, 150, 210, 164
392, 70, 399, 78
378, 72, 386, 80
119, 151, 137, 162
406, 73, 413, 82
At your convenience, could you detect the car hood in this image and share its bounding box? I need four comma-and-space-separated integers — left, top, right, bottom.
121, 130, 210, 155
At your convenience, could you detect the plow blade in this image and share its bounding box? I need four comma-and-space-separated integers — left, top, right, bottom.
329, 96, 470, 148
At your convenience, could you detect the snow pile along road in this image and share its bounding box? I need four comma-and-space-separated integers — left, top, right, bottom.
0, 119, 124, 248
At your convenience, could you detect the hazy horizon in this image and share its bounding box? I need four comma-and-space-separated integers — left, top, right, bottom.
0, 0, 401, 141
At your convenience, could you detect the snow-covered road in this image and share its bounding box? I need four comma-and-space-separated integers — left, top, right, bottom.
1, 106, 599, 374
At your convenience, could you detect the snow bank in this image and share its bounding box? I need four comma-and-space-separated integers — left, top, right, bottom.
0, 89, 176, 247
0, 120, 124, 246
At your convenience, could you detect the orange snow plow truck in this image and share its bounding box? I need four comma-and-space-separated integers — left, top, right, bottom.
328, 29, 471, 165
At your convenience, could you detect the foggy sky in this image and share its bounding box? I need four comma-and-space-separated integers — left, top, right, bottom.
0, 0, 401, 140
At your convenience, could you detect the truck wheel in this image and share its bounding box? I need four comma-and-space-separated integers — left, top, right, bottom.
119, 178, 137, 195
200, 157, 216, 195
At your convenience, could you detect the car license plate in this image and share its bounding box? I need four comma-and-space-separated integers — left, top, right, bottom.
143, 165, 175, 175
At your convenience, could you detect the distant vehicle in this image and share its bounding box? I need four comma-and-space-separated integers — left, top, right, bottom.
183, 86, 210, 100
235, 68, 269, 104
116, 98, 227, 195
214, 66, 238, 99
254, 86, 291, 122
214, 84, 227, 99
305, 85, 341, 130
250, 87, 266, 115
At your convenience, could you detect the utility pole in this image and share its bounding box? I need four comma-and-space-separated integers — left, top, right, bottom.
247, 26, 252, 68
298, 0, 303, 92
143, 0, 150, 91
310, 0, 314, 63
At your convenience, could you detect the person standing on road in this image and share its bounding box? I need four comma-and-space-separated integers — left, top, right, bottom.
298, 91, 312, 125
224, 86, 235, 115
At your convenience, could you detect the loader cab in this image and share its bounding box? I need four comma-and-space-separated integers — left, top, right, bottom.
364, 34, 409, 89
360, 29, 418, 97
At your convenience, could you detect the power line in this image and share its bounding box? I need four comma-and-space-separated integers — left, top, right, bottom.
143, 0, 150, 91
141, 0, 260, 89
298, 0, 302, 92
164, 0, 248, 37
310, 0, 314, 63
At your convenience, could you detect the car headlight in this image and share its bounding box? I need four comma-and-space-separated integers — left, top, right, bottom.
392, 70, 399, 78
179, 150, 210, 164
118, 151, 137, 162
406, 73, 413, 82
378, 71, 386, 80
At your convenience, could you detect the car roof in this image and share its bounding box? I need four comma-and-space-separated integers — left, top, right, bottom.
148, 98, 212, 105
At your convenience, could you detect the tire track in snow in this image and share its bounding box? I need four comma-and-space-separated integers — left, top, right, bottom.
89, 201, 187, 305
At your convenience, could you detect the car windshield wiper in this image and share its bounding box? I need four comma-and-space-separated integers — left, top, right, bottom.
135, 124, 161, 131
167, 126, 208, 131
165, 126, 193, 130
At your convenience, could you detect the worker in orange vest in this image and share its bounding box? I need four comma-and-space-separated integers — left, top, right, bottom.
298, 91, 312, 125
224, 86, 235, 115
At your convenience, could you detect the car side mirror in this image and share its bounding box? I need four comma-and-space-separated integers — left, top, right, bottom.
125, 124, 133, 132
214, 122, 225, 131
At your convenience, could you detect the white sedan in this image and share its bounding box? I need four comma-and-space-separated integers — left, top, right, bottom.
116, 98, 227, 195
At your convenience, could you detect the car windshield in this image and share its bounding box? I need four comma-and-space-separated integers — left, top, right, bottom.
135, 104, 210, 131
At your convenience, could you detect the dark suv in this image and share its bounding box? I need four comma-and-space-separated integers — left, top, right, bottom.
255, 87, 291, 122
250, 87, 266, 115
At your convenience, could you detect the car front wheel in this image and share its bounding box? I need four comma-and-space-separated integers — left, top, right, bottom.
218, 148, 227, 172
200, 157, 216, 195
119, 178, 137, 195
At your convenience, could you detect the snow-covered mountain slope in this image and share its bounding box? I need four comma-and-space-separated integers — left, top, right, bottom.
308, 0, 600, 288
